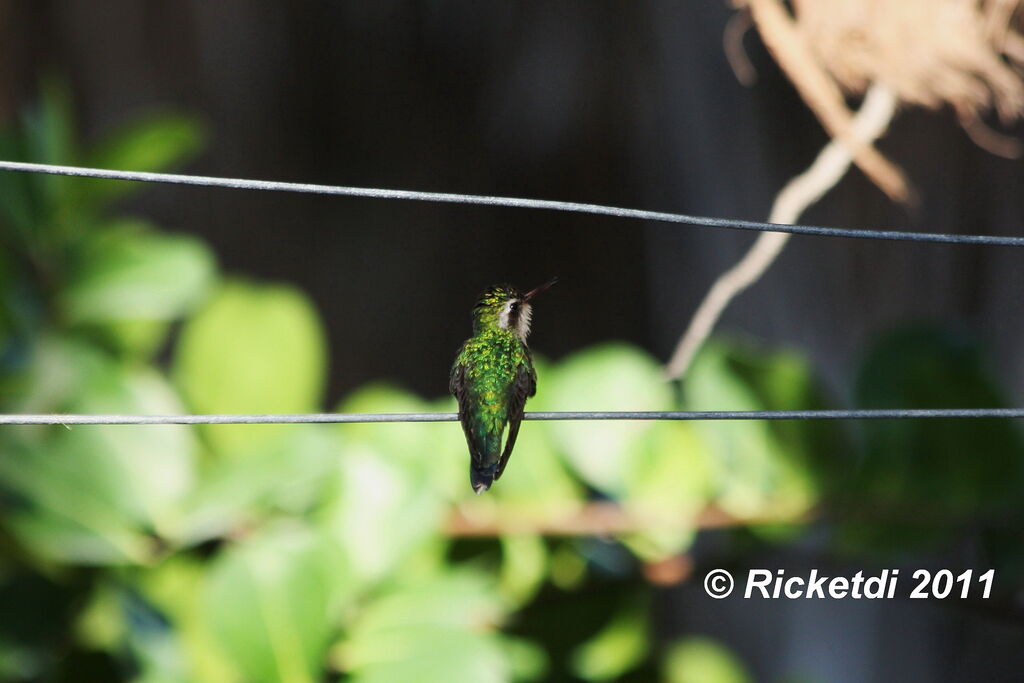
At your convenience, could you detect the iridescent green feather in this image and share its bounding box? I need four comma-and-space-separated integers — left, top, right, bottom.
454, 329, 530, 457
450, 284, 538, 493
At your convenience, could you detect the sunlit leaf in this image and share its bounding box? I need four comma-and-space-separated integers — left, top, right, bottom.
75, 583, 124, 651
426, 394, 477, 501
717, 344, 841, 495
500, 637, 548, 682
83, 112, 204, 208
498, 534, 548, 606
662, 636, 750, 683
323, 385, 451, 583
61, 220, 215, 355
348, 629, 509, 683
549, 542, 588, 590
173, 280, 326, 456
337, 383, 436, 467
488, 419, 583, 514
622, 422, 712, 560
546, 344, 672, 496
203, 525, 348, 683
135, 555, 240, 683
62, 220, 215, 321
570, 596, 649, 682
180, 425, 340, 545
685, 343, 815, 519
340, 572, 510, 683
0, 339, 196, 563
318, 441, 444, 583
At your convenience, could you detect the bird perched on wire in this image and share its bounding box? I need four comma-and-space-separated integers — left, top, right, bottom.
450, 278, 557, 493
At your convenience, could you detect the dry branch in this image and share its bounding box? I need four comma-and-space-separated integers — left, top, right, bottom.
445, 501, 808, 537
665, 82, 899, 379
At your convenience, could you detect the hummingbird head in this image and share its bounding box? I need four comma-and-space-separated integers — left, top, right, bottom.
472, 277, 557, 341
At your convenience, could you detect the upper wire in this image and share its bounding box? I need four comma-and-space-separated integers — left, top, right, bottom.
2, 409, 1024, 425
2, 160, 1024, 246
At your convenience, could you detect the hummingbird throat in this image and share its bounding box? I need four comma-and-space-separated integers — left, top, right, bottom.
498, 299, 532, 341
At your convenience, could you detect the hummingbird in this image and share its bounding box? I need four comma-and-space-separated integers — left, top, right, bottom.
450, 278, 558, 494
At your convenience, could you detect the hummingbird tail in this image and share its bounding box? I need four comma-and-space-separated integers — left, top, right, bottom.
471, 464, 497, 495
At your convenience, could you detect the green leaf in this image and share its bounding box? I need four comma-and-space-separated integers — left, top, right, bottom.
61, 220, 215, 355
570, 596, 649, 682
316, 384, 449, 582
173, 280, 327, 456
318, 439, 444, 583
340, 572, 511, 683
349, 571, 501, 635
546, 344, 672, 496
715, 343, 843, 495
336, 383, 440, 470
685, 343, 815, 519
348, 629, 509, 683
82, 112, 204, 208
662, 637, 750, 683
338, 384, 477, 503
427, 394, 482, 501
74, 583, 125, 651
0, 339, 197, 563
23, 78, 76, 222
0, 133, 36, 233
134, 555, 241, 683
487, 423, 582, 510
203, 525, 348, 683
549, 542, 588, 590
498, 534, 548, 606
844, 327, 1024, 552
621, 422, 712, 560
500, 637, 548, 682
181, 425, 339, 544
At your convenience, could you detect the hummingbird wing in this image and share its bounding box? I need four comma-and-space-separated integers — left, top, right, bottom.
494, 360, 537, 481
449, 358, 466, 398
449, 359, 489, 470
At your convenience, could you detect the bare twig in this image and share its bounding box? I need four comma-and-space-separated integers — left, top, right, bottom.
958, 110, 1024, 158
724, 6, 758, 86
665, 82, 899, 379
445, 501, 809, 537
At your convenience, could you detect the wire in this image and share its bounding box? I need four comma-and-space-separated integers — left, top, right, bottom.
1, 162, 1021, 426
2, 160, 1023, 246
2, 409, 1023, 425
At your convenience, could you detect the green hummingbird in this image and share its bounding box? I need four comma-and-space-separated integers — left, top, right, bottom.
450, 278, 558, 494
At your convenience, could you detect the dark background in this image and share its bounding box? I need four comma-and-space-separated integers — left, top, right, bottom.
3, 1, 1024, 680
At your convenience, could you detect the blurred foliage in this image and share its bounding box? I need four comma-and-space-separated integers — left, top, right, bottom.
841, 327, 1024, 554
1, 86, 1022, 682
661, 636, 751, 683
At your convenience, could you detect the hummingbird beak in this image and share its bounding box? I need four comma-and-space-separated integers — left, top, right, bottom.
522, 277, 558, 302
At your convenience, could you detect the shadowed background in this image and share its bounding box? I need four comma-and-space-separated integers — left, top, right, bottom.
2, 2, 1024, 682
6, 1, 1022, 402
